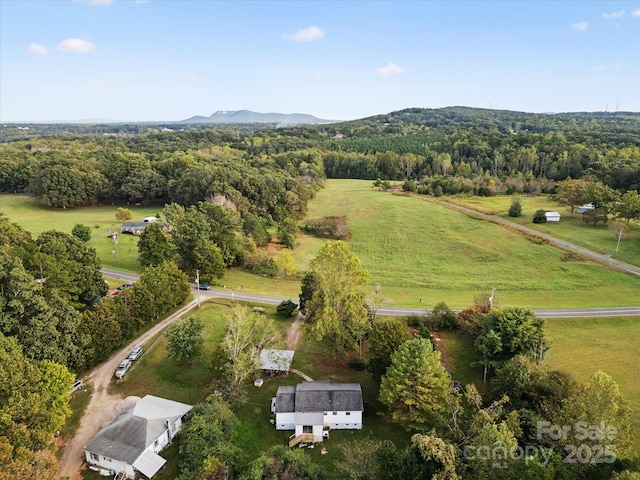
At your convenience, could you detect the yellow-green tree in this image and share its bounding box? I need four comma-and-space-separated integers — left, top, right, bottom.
306, 240, 369, 358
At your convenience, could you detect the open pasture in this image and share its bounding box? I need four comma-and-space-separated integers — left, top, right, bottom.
0, 194, 160, 272
447, 194, 640, 268
299, 180, 640, 308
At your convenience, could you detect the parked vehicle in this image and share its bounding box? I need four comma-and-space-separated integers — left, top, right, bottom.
197, 283, 211, 290
128, 346, 143, 361
117, 283, 134, 291
70, 379, 83, 393
115, 359, 131, 379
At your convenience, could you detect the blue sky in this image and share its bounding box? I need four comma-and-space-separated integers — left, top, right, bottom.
1, 0, 639, 122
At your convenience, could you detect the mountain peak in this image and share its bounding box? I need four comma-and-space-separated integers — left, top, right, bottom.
180, 110, 334, 125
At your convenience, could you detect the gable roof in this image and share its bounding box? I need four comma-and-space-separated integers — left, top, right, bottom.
85, 395, 192, 465
275, 382, 363, 414
275, 386, 296, 413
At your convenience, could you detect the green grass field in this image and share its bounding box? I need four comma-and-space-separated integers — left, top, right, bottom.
0, 194, 159, 272
4, 185, 640, 309
544, 316, 640, 455
293, 180, 640, 308
446, 194, 640, 268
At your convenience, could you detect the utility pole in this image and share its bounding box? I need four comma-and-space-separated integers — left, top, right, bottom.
196, 269, 200, 308
112, 232, 120, 262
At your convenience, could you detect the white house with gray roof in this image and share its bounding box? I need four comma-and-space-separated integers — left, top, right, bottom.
84, 395, 192, 479
272, 381, 363, 446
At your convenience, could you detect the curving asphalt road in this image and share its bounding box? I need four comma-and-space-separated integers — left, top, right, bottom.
101, 268, 640, 318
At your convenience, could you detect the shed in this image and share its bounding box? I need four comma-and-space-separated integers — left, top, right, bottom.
260, 349, 295, 372
545, 212, 561, 222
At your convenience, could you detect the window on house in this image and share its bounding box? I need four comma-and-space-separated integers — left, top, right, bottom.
91, 453, 98, 461
332, 411, 337, 415
154, 439, 159, 447
346, 412, 351, 415
303, 425, 312, 433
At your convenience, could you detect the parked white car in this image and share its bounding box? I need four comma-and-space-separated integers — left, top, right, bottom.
128, 346, 143, 361
115, 359, 131, 379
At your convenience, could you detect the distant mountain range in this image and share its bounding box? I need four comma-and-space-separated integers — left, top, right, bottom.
179, 110, 334, 125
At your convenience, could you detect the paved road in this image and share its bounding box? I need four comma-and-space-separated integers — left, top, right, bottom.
102, 268, 640, 318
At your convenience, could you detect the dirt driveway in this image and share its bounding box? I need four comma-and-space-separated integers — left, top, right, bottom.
57, 299, 199, 479
58, 297, 307, 479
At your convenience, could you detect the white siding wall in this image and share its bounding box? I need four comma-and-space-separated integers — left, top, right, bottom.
84, 451, 134, 478
275, 412, 295, 430
323, 410, 362, 429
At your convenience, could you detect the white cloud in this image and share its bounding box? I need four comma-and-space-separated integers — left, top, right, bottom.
603, 10, 625, 19
571, 22, 589, 32
613, 63, 623, 69
57, 38, 96, 53
632, 9, 640, 18
308, 72, 322, 80
73, 0, 114, 5
28, 43, 48, 55
283, 26, 325, 43
183, 73, 199, 82
375, 62, 404, 77
592, 65, 606, 73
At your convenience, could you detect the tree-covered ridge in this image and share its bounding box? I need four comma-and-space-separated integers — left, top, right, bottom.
3, 107, 636, 196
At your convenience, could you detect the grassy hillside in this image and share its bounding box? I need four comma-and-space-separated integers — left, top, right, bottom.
298, 180, 640, 308
3, 184, 640, 308
446, 194, 640, 268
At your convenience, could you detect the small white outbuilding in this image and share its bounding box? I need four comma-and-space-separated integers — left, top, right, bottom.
545, 212, 561, 222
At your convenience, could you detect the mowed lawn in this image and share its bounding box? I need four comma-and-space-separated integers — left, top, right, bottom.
103, 301, 412, 478
544, 317, 640, 455
0, 194, 159, 272
447, 194, 640, 268
299, 180, 640, 308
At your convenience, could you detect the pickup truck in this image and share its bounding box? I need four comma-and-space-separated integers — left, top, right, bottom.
114, 359, 131, 379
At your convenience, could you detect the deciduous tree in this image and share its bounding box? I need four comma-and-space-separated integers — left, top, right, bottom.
222, 305, 280, 388
71, 223, 92, 242
137, 222, 175, 267
166, 316, 204, 365
367, 317, 411, 381
306, 241, 370, 358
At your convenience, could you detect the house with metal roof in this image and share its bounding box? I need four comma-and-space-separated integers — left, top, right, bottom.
271, 381, 363, 447
84, 395, 192, 479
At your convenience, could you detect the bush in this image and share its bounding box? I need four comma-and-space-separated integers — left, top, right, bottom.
532, 209, 547, 224
425, 301, 457, 330
115, 207, 133, 221
349, 357, 368, 371
583, 208, 609, 226
303, 216, 350, 240
71, 223, 92, 242
244, 253, 279, 277
405, 314, 425, 327
508, 198, 522, 217
277, 299, 298, 317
